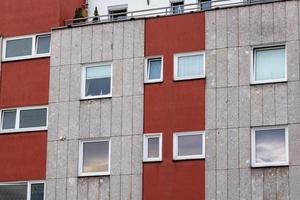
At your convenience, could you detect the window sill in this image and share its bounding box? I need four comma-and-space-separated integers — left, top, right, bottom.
78, 172, 110, 177
173, 155, 205, 161
250, 79, 287, 85
0, 127, 48, 134
80, 94, 112, 101
173, 75, 205, 81
143, 159, 163, 162
2, 53, 50, 62
144, 79, 163, 84
251, 162, 289, 168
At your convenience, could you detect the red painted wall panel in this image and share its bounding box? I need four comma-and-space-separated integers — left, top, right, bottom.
0, 132, 47, 181
0, 59, 50, 108
144, 12, 206, 200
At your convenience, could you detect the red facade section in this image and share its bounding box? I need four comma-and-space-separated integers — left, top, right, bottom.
0, 132, 47, 181
144, 13, 206, 200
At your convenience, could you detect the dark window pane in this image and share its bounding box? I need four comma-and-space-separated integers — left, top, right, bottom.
19, 108, 47, 128
109, 9, 127, 20
6, 38, 32, 58
0, 183, 27, 200
36, 35, 50, 54
148, 137, 159, 158
171, 1, 184, 14
178, 134, 203, 156
2, 110, 16, 129
31, 183, 44, 200
83, 141, 109, 173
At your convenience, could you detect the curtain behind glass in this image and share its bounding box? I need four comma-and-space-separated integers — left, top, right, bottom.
148, 59, 161, 80
6, 38, 32, 58
19, 108, 47, 128
177, 55, 203, 77
36, 35, 50, 54
2, 110, 16, 129
255, 47, 285, 81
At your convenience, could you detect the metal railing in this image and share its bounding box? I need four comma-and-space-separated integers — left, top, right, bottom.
64, 0, 282, 27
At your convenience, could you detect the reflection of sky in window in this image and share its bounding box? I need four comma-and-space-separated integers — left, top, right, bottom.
83, 141, 109, 173
178, 134, 202, 156
255, 129, 286, 163
148, 137, 159, 158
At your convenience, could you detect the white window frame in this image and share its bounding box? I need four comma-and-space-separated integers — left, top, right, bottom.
144, 56, 163, 83
78, 139, 111, 177
251, 44, 287, 84
0, 180, 45, 200
81, 63, 113, 100
2, 33, 51, 62
0, 106, 48, 133
143, 133, 163, 162
251, 126, 289, 168
174, 51, 205, 81
173, 131, 205, 160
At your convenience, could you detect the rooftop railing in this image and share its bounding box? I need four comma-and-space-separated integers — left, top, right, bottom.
64, 0, 282, 27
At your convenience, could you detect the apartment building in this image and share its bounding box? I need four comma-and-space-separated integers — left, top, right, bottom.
0, 0, 300, 199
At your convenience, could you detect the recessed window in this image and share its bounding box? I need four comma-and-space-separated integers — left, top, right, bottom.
173, 131, 205, 160
143, 133, 163, 162
0, 181, 45, 200
174, 51, 205, 80
81, 64, 112, 99
252, 45, 286, 84
198, 0, 211, 10
0, 106, 48, 133
108, 5, 127, 20
251, 127, 288, 167
79, 139, 111, 176
171, 1, 184, 14
144, 57, 163, 83
3, 34, 50, 61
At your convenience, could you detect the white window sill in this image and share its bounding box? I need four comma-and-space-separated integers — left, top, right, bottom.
144, 79, 163, 84
250, 78, 287, 85
143, 158, 162, 162
80, 94, 112, 100
2, 53, 50, 62
251, 162, 289, 168
0, 127, 48, 134
78, 171, 110, 177
174, 75, 205, 81
173, 155, 205, 161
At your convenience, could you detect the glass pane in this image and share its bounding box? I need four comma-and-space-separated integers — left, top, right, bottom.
178, 134, 203, 156
85, 66, 111, 97
0, 183, 27, 200
255, 128, 286, 163
148, 137, 159, 158
171, 2, 184, 13
83, 141, 109, 173
31, 183, 44, 200
177, 54, 203, 77
255, 47, 285, 81
6, 38, 32, 58
2, 110, 16, 129
36, 35, 50, 54
19, 108, 47, 128
148, 59, 162, 80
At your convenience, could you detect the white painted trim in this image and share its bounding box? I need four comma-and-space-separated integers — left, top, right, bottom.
143, 133, 163, 162
0, 105, 48, 133
81, 62, 113, 100
78, 138, 111, 177
250, 44, 287, 85
173, 51, 205, 81
251, 126, 289, 168
173, 131, 205, 160
2, 33, 51, 62
144, 56, 164, 84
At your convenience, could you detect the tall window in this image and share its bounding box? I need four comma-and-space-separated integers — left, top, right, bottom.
0, 182, 45, 200
144, 57, 163, 83
171, 1, 184, 14
143, 133, 163, 162
251, 127, 289, 167
252, 45, 286, 84
81, 64, 112, 99
79, 139, 111, 176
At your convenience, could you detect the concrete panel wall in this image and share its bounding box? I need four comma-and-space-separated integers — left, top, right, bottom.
46, 20, 144, 200
205, 1, 300, 199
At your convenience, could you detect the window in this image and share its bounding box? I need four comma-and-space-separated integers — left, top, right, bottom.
252, 45, 286, 84
108, 5, 127, 20
174, 51, 205, 80
3, 34, 51, 61
0, 106, 48, 133
79, 139, 111, 176
199, 0, 211, 10
143, 133, 163, 162
81, 64, 112, 99
144, 57, 163, 83
0, 181, 45, 200
251, 127, 289, 167
173, 131, 205, 160
171, 1, 184, 14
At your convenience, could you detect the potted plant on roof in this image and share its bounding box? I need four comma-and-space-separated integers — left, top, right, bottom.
73, 7, 83, 23
93, 7, 100, 22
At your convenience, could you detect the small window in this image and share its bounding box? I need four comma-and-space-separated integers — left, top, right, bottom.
81, 64, 112, 99
3, 34, 50, 61
109, 8, 127, 20
198, 0, 211, 10
0, 181, 45, 200
252, 45, 286, 84
143, 133, 163, 162
171, 1, 184, 14
79, 139, 111, 176
173, 131, 205, 160
251, 127, 289, 167
174, 51, 205, 80
0, 106, 48, 133
144, 57, 163, 83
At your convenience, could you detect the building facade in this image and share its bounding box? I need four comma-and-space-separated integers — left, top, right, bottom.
0, 0, 299, 199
